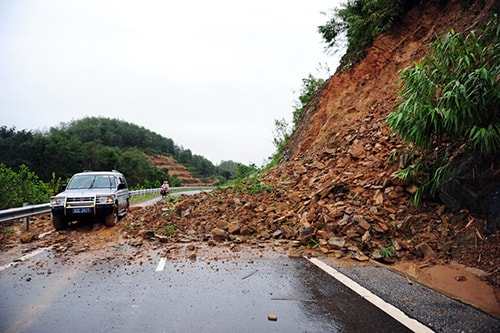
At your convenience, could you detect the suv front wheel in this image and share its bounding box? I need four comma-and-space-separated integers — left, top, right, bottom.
104, 204, 118, 227
52, 214, 68, 230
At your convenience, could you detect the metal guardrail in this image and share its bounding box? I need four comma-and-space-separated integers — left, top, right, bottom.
0, 186, 213, 224
0, 203, 52, 224
129, 186, 213, 197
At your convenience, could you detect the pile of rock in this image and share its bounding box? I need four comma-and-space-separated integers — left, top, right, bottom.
119, 109, 498, 286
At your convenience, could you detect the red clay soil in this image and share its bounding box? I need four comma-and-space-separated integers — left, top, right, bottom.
148, 154, 218, 186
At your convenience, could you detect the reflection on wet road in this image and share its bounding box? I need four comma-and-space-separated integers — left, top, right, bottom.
0, 251, 412, 332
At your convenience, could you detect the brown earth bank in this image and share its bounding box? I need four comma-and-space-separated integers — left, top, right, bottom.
1, 0, 499, 321
148, 154, 219, 186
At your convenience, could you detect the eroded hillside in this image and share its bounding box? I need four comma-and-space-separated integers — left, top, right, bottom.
269, 0, 499, 280
149, 154, 219, 186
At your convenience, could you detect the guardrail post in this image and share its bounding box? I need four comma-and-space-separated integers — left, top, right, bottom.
23, 202, 29, 231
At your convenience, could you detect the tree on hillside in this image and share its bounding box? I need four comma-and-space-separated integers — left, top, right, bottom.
292, 74, 325, 126
39, 128, 86, 180
387, 15, 499, 203
268, 72, 325, 168
82, 142, 121, 171
318, 0, 407, 68
0, 127, 35, 168
218, 160, 239, 180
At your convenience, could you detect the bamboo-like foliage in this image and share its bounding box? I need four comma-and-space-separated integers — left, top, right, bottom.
387, 15, 499, 203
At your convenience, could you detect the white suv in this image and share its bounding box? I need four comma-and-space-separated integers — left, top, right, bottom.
50, 170, 130, 230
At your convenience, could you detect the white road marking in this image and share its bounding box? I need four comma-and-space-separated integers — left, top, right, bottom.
307, 257, 434, 333
156, 257, 166, 272
0, 246, 52, 272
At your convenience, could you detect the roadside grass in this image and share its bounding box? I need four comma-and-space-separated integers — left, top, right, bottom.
2, 226, 14, 234
164, 223, 177, 235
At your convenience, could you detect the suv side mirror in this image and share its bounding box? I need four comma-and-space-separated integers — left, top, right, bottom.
117, 183, 126, 190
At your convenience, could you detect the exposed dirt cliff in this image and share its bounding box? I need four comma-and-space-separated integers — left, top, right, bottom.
273, 0, 499, 282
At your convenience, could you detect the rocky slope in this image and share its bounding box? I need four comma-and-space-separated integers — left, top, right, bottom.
274, 0, 500, 284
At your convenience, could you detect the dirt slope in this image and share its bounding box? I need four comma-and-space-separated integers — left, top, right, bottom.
266, 0, 499, 311
279, 0, 499, 278
149, 154, 218, 186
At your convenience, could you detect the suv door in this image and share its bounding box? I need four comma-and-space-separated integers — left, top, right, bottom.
116, 175, 130, 215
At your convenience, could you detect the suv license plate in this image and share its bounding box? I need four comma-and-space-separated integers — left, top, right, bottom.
73, 208, 92, 214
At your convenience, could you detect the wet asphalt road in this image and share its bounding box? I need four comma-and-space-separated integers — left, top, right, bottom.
0, 250, 410, 333
1, 247, 499, 333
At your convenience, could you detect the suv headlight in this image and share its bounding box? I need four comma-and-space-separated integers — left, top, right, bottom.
96, 195, 114, 204
51, 197, 65, 206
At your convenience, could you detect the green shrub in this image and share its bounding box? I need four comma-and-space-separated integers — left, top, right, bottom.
0, 164, 55, 209
267, 73, 325, 168
319, 0, 407, 68
164, 223, 177, 235
292, 74, 325, 126
223, 163, 272, 195
379, 245, 396, 258
387, 15, 499, 203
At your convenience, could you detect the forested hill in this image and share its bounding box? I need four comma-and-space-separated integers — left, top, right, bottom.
0, 116, 237, 187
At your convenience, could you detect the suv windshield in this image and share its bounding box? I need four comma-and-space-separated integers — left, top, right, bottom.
67, 175, 116, 190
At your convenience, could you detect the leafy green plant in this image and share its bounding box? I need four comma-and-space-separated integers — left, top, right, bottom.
230, 177, 272, 195
379, 245, 396, 258
124, 223, 135, 231
161, 209, 174, 216
164, 223, 178, 235
245, 180, 272, 195
387, 15, 499, 204
309, 238, 320, 249
0, 164, 53, 209
2, 227, 14, 234
319, 0, 407, 68
267, 73, 326, 168
272, 118, 292, 155
224, 163, 272, 195
292, 74, 326, 126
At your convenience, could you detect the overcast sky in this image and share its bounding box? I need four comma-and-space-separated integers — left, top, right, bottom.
0, 0, 343, 166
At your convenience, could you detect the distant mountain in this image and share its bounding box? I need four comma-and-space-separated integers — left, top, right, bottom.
0, 116, 236, 186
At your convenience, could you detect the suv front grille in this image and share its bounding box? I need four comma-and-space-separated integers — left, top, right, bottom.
67, 197, 94, 203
